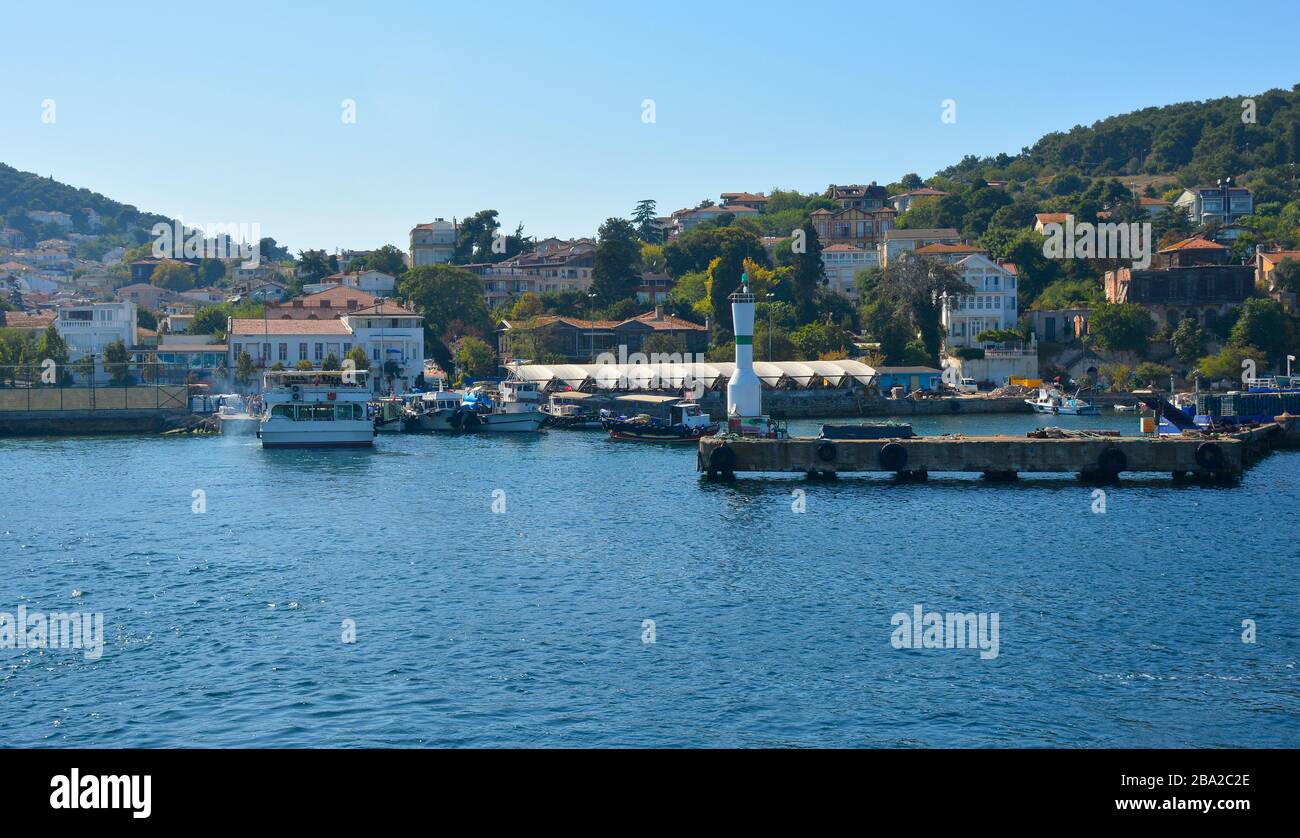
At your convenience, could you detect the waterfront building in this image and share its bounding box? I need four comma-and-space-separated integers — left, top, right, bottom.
54, 300, 138, 381
719, 192, 768, 212
1256, 249, 1300, 311
341, 301, 425, 392
873, 366, 942, 394
668, 204, 760, 235
228, 318, 354, 377
941, 254, 1018, 347
826, 183, 890, 211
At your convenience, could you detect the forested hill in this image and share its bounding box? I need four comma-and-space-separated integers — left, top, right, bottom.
939, 85, 1300, 194
0, 162, 170, 241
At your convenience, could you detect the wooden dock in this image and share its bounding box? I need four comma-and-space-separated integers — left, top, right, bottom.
698, 422, 1293, 482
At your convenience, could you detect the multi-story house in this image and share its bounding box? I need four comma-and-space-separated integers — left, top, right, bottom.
265, 286, 378, 320
941, 255, 1036, 384
341, 301, 426, 392
303, 269, 396, 297
26, 210, 73, 228
55, 300, 138, 380
809, 206, 896, 249
820, 245, 878, 299
466, 239, 596, 307
1104, 236, 1253, 331
878, 228, 961, 267
719, 192, 768, 212
889, 187, 947, 214
941, 254, 1018, 348
409, 219, 457, 266
826, 183, 890, 211
668, 204, 761, 235
1173, 180, 1253, 234
228, 318, 354, 377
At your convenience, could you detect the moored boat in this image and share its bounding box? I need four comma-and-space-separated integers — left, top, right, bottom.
256, 370, 376, 449
604, 400, 718, 442
1025, 386, 1100, 415
468, 380, 546, 433
403, 388, 479, 432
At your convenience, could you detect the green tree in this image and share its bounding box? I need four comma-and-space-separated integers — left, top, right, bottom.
1134, 361, 1173, 386
1229, 297, 1292, 363
591, 217, 641, 306
294, 359, 314, 370
789, 220, 825, 324
150, 259, 195, 292
1198, 344, 1264, 383
631, 199, 660, 242
398, 264, 493, 372
1088, 302, 1155, 354
322, 352, 340, 371
351, 244, 407, 276
869, 256, 971, 365
103, 338, 130, 384
1171, 317, 1207, 365
1272, 257, 1300, 293
235, 350, 255, 385
454, 336, 496, 377
296, 250, 334, 287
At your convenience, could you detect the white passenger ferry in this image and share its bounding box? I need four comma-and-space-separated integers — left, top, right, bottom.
257, 370, 376, 449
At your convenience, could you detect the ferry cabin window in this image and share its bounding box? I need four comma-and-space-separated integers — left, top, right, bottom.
336, 404, 360, 420
271, 404, 295, 418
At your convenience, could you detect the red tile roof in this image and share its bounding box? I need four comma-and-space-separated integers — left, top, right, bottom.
228, 318, 351, 335
915, 242, 984, 254
1159, 236, 1226, 253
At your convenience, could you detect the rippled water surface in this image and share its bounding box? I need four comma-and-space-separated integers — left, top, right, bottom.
2, 412, 1297, 747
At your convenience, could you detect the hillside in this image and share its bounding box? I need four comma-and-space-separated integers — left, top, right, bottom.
937, 85, 1300, 198
0, 162, 170, 243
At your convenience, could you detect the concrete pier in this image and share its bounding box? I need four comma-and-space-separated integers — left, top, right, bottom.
697, 425, 1290, 481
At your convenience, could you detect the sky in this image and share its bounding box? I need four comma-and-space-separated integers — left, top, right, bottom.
2, 0, 1298, 254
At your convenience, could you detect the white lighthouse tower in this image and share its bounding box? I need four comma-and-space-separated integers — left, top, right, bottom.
726, 273, 762, 419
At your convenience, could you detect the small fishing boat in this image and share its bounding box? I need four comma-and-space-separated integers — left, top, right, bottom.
604, 400, 718, 442
257, 370, 376, 449
541, 394, 604, 429
1025, 386, 1100, 416
1112, 403, 1138, 413
373, 397, 406, 432
403, 388, 479, 432
467, 380, 546, 433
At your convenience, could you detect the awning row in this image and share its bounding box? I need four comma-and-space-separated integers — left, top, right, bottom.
507, 360, 877, 390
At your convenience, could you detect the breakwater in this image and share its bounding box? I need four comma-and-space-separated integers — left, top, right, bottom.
698, 388, 1029, 418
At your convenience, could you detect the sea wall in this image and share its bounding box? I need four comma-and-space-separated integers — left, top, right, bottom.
0, 409, 193, 436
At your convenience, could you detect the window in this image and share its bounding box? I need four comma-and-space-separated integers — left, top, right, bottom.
299, 343, 308, 361
278, 343, 287, 361
315, 343, 323, 361
261, 343, 270, 361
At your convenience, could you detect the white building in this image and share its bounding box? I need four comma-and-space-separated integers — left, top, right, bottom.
228, 300, 425, 394
55, 300, 138, 381
941, 253, 1018, 347
303, 270, 396, 297
342, 301, 425, 392
820, 245, 878, 299
410, 219, 456, 266
26, 210, 74, 228
940, 254, 1038, 385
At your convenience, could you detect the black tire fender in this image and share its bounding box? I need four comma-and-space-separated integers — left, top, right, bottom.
1098, 447, 1127, 475
816, 440, 837, 462
879, 441, 908, 471
1195, 441, 1224, 470
709, 445, 737, 472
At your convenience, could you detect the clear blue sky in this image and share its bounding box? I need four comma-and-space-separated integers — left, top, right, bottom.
2, 0, 1297, 254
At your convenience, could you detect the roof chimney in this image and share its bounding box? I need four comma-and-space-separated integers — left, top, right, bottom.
654, 304, 663, 320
